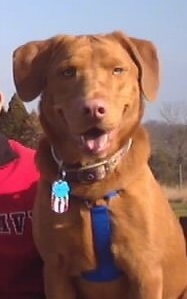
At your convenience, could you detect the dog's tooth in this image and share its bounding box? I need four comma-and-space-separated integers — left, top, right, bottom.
80, 135, 85, 144
104, 133, 109, 143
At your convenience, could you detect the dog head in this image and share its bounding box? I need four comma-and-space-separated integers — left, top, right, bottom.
13, 31, 159, 164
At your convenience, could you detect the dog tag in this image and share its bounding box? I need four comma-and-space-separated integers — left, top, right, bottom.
51, 179, 70, 213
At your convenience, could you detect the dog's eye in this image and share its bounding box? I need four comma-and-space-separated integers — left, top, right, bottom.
112, 67, 125, 75
61, 67, 77, 78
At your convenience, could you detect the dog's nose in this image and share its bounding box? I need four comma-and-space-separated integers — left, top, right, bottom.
83, 99, 106, 119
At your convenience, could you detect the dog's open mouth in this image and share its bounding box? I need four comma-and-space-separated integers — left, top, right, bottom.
80, 127, 111, 154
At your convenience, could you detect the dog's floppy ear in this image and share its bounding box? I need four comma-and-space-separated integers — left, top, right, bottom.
113, 31, 160, 101
13, 39, 53, 101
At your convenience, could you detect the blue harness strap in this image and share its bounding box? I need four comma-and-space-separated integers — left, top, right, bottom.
82, 191, 123, 282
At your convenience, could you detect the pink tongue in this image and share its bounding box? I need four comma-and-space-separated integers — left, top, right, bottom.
84, 134, 108, 152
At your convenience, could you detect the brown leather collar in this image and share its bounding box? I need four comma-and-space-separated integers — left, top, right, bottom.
51, 139, 132, 184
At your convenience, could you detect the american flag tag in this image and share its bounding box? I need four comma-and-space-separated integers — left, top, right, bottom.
51, 179, 70, 213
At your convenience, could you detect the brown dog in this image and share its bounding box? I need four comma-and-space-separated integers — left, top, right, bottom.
13, 31, 187, 299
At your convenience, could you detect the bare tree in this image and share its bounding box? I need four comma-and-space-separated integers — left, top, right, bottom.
160, 100, 187, 188
160, 100, 187, 125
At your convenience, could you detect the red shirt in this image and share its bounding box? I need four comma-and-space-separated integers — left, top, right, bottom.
0, 140, 45, 299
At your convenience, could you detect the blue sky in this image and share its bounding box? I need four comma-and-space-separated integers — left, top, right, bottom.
0, 0, 187, 120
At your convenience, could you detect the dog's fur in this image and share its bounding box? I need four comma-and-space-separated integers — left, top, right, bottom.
13, 31, 187, 299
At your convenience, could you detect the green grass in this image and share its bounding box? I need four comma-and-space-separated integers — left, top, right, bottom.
169, 201, 187, 218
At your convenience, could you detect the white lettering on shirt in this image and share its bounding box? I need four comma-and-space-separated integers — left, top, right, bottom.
0, 211, 32, 235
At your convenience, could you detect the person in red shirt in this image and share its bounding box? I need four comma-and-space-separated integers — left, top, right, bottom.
0, 92, 45, 299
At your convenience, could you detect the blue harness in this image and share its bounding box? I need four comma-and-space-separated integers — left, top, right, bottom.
82, 191, 123, 282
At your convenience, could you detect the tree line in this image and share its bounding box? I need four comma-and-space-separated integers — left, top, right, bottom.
1, 94, 187, 187
0, 94, 42, 149
146, 121, 187, 187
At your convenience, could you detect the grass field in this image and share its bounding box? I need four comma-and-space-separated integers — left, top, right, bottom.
163, 185, 187, 217
169, 201, 187, 218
